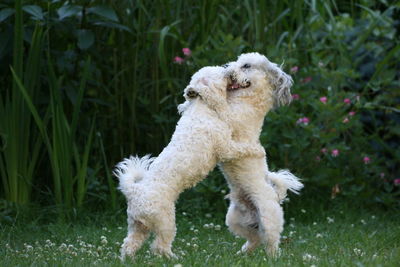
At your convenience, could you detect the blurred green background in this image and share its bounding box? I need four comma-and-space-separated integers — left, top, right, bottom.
0, 0, 399, 221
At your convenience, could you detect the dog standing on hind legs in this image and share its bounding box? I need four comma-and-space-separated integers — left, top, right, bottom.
114, 66, 265, 260
216, 52, 303, 256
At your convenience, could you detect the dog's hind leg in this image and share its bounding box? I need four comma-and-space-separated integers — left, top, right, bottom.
120, 220, 150, 260
226, 204, 260, 254
241, 180, 284, 257
150, 208, 177, 258
254, 199, 284, 257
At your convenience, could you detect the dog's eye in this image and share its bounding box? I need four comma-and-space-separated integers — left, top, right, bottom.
222, 64, 230, 68
241, 63, 251, 69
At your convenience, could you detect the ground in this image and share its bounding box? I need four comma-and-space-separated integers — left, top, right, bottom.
1, 205, 399, 266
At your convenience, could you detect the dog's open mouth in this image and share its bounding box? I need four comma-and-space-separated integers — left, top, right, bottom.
227, 80, 251, 91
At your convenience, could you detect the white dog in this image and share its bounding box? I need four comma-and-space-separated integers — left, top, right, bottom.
114, 66, 264, 259
215, 53, 303, 256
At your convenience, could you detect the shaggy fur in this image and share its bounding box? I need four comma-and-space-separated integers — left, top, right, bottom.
114, 66, 264, 259
219, 53, 303, 256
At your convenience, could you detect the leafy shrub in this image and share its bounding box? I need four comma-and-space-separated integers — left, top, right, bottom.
0, 0, 399, 219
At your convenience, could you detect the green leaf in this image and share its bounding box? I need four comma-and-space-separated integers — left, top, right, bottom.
22, 5, 43, 20
88, 5, 118, 22
0, 8, 14, 22
93, 21, 132, 33
77, 29, 94, 50
57, 5, 82, 20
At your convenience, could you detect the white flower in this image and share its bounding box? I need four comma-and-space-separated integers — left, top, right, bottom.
301, 209, 306, 213
174, 264, 183, 267
302, 253, 317, 261
221, 189, 226, 194
353, 248, 364, 256
205, 213, 212, 218
360, 219, 366, 225
214, 225, 221, 231
371, 215, 376, 219
182, 212, 187, 216
313, 222, 317, 225
327, 217, 334, 223
316, 233, 323, 238
203, 224, 210, 229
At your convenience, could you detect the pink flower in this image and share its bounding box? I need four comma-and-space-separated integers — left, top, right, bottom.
319, 96, 327, 104
321, 148, 328, 154
292, 94, 300, 100
394, 179, 400, 186
380, 173, 385, 178
290, 66, 299, 73
363, 156, 371, 164
297, 117, 310, 125
302, 76, 312, 83
343, 117, 349, 123
331, 149, 339, 157
173, 56, 184, 64
182, 48, 191, 56
315, 156, 321, 162
349, 111, 356, 116
344, 98, 351, 104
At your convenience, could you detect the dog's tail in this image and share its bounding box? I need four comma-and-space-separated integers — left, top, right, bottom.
267, 170, 304, 202
113, 155, 154, 198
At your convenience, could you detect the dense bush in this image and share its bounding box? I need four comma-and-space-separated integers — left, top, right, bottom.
0, 0, 399, 220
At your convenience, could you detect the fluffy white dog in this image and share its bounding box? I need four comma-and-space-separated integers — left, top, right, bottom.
114, 66, 264, 259
219, 53, 303, 256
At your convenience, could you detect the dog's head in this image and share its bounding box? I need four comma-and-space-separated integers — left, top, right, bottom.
224, 52, 293, 107
183, 66, 228, 100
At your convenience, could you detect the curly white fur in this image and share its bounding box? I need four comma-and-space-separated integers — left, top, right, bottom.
115, 66, 264, 260
219, 52, 303, 257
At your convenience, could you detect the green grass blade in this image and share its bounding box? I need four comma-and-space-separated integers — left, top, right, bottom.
70, 58, 91, 142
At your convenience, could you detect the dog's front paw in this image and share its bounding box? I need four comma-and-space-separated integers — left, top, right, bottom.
186, 89, 199, 98
184, 86, 199, 99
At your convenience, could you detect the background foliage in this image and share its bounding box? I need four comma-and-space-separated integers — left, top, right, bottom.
0, 0, 399, 220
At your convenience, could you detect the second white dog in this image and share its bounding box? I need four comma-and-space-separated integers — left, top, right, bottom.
220, 53, 303, 256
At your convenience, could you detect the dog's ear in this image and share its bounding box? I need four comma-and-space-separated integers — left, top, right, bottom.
268, 65, 293, 107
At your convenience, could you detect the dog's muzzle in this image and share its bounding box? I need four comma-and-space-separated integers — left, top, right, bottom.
227, 75, 251, 91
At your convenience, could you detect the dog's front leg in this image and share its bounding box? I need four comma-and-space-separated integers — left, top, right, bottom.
219, 141, 265, 162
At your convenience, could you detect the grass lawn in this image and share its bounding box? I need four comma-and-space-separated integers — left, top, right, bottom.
1, 205, 399, 267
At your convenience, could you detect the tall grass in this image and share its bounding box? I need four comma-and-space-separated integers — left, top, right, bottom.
0, 0, 398, 215
0, 0, 43, 204
12, 56, 94, 219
